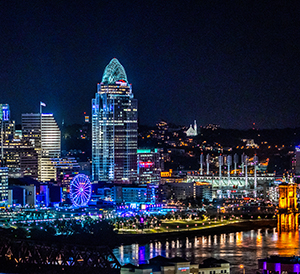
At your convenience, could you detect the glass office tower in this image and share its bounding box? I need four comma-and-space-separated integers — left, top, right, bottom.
92, 58, 138, 183
22, 113, 61, 181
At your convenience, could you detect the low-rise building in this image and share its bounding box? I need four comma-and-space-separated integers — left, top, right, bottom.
199, 258, 230, 274
121, 256, 230, 274
8, 185, 36, 206
159, 182, 212, 202
112, 184, 156, 205
258, 255, 300, 273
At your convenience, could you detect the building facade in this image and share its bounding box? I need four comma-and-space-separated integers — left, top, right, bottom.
258, 255, 300, 273
0, 104, 14, 163
111, 184, 156, 205
2, 139, 38, 178
121, 256, 230, 274
22, 113, 61, 181
0, 104, 10, 122
0, 167, 8, 202
137, 148, 163, 185
92, 58, 138, 183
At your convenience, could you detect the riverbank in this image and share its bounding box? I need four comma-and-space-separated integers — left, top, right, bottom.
116, 219, 277, 246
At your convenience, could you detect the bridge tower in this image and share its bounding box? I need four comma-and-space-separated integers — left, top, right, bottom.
277, 182, 299, 232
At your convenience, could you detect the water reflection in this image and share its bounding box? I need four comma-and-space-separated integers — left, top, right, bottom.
276, 230, 299, 257
114, 228, 300, 272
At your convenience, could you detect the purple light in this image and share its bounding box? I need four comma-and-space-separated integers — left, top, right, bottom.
139, 161, 154, 168
70, 174, 91, 207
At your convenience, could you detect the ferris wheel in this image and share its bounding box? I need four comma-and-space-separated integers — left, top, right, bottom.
70, 174, 92, 207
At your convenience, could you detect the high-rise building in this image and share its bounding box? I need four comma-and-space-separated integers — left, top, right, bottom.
0, 104, 10, 122
0, 104, 15, 162
2, 139, 38, 179
22, 113, 61, 181
0, 167, 8, 202
295, 145, 300, 175
52, 157, 80, 194
137, 148, 163, 185
92, 58, 138, 183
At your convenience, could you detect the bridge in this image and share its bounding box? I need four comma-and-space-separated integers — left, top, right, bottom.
277, 182, 299, 232
0, 236, 121, 273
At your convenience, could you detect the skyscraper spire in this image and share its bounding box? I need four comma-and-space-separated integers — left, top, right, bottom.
101, 58, 128, 85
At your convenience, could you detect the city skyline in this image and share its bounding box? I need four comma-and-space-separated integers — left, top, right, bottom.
1, 1, 300, 129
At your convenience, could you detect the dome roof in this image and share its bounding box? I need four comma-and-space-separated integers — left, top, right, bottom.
102, 58, 128, 85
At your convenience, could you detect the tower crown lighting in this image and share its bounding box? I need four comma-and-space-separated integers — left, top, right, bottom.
101, 58, 128, 85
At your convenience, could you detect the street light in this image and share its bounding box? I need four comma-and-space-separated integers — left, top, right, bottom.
240, 264, 245, 274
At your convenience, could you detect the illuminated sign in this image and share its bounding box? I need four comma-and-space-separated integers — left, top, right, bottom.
116, 80, 127, 86
85, 116, 89, 122
139, 162, 154, 168
296, 145, 300, 152
161, 171, 171, 177
2, 106, 9, 121
137, 149, 151, 153
178, 267, 189, 272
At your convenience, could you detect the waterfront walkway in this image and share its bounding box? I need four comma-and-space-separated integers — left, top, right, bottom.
117, 217, 274, 235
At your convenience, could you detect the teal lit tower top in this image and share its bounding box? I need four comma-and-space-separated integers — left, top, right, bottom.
101, 58, 128, 85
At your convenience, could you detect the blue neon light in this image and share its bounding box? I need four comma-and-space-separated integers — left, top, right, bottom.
2, 106, 9, 121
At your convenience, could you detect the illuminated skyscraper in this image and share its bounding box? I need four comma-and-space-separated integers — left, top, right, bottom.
0, 167, 8, 202
0, 104, 10, 122
0, 104, 14, 161
92, 58, 138, 183
2, 139, 38, 178
137, 149, 163, 185
22, 113, 61, 181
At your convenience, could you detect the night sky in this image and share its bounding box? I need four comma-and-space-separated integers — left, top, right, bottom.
1, 0, 300, 129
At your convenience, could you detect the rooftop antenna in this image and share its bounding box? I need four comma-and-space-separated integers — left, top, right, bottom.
218, 154, 223, 179
254, 155, 258, 198
40, 102, 46, 175
244, 155, 248, 192
234, 153, 238, 175
206, 154, 210, 175
227, 155, 232, 182
200, 153, 204, 175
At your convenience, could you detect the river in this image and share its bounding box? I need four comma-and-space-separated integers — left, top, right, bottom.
113, 228, 300, 273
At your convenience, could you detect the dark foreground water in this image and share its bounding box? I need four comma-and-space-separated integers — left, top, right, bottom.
113, 228, 300, 273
